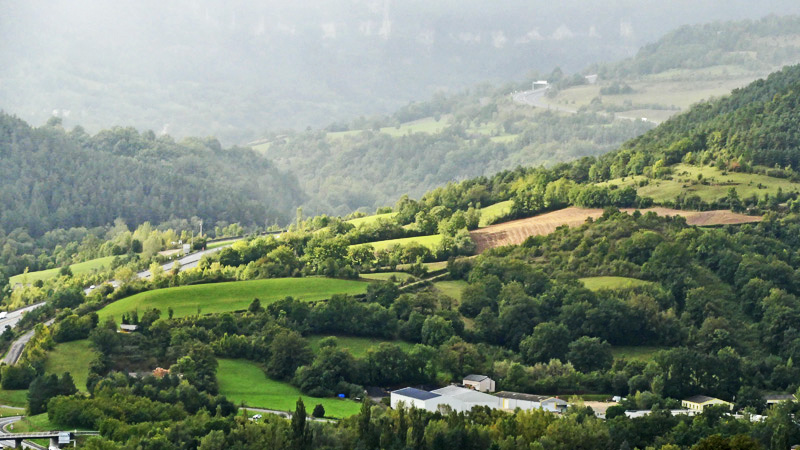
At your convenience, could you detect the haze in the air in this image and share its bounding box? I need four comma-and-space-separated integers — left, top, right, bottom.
2, 0, 800, 143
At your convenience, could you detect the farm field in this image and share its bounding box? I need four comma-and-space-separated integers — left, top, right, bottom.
360, 272, 414, 282
307, 335, 415, 358
470, 206, 761, 252
579, 277, 653, 291
540, 68, 764, 123
601, 163, 800, 203
346, 212, 398, 227
478, 201, 513, 227
327, 117, 450, 140
10, 255, 117, 285
352, 234, 443, 252
217, 359, 361, 418
433, 280, 468, 302
396, 260, 448, 272
97, 277, 368, 322
611, 346, 667, 362
44, 339, 96, 392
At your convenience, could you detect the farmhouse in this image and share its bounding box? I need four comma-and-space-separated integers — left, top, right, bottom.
495, 391, 567, 413
681, 395, 733, 411
462, 374, 495, 392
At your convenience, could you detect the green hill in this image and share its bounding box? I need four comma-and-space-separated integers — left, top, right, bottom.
588, 63, 800, 171
0, 114, 303, 236
97, 277, 368, 321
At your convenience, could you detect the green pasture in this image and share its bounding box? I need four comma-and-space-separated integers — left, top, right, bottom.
396, 260, 448, 272
433, 280, 468, 302
360, 272, 414, 282
610, 346, 667, 362
0, 389, 28, 408
478, 200, 513, 227
352, 234, 443, 253
10, 256, 117, 285
579, 276, 653, 291
601, 163, 800, 203
346, 212, 398, 227
97, 277, 368, 322
217, 359, 361, 418
44, 339, 97, 392
328, 117, 449, 140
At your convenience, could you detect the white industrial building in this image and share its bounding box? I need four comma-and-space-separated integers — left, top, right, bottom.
390, 387, 446, 411
430, 386, 501, 412
391, 386, 568, 414
495, 391, 568, 413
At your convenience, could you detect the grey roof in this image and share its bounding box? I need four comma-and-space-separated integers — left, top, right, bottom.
495, 391, 549, 402
393, 387, 440, 401
683, 395, 720, 404
764, 394, 794, 402
463, 374, 490, 382
431, 385, 499, 403
543, 397, 567, 406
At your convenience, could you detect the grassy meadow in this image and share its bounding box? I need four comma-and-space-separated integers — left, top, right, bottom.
217, 359, 361, 418
433, 280, 468, 303
307, 335, 415, 358
540, 68, 762, 123
10, 256, 117, 285
0, 389, 29, 408
478, 200, 513, 227
44, 339, 97, 392
353, 235, 443, 253
97, 277, 367, 322
601, 163, 800, 203
346, 212, 398, 227
360, 272, 414, 282
610, 346, 667, 362
579, 276, 653, 291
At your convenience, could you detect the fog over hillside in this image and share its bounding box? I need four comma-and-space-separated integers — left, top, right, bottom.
3, 0, 800, 143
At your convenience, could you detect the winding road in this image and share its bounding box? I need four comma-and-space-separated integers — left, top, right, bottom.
82, 245, 233, 296
3, 319, 55, 366
0, 416, 46, 450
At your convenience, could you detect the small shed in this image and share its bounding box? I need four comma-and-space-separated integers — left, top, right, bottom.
120, 324, 139, 333
462, 374, 495, 392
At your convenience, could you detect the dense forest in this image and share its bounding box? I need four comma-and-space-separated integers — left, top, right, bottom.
0, 113, 302, 235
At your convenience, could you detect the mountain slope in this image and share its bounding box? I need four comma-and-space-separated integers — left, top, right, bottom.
595, 63, 800, 178
0, 114, 304, 236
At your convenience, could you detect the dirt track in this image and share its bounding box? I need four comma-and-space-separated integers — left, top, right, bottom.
470, 207, 761, 253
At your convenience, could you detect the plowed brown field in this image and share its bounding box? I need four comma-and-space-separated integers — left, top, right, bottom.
470, 207, 761, 253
